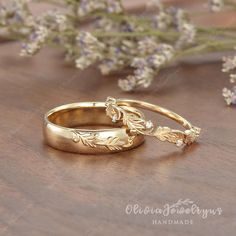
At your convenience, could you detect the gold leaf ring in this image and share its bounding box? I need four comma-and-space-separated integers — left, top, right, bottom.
43, 102, 144, 154
105, 97, 201, 147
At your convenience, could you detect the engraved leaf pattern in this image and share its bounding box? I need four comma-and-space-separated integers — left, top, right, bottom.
124, 136, 136, 148
122, 111, 147, 134
72, 131, 134, 150
105, 97, 149, 134
104, 137, 123, 151
105, 97, 200, 146
154, 127, 184, 144
106, 104, 153, 135
72, 131, 97, 148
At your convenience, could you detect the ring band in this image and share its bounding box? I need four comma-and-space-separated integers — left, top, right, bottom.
105, 97, 201, 147
44, 102, 144, 154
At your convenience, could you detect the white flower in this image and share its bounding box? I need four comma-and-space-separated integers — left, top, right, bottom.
157, 44, 174, 61
134, 67, 155, 88
147, 54, 166, 69
153, 11, 172, 30
230, 74, 236, 83
137, 37, 158, 55
107, 0, 123, 13
171, 8, 187, 29
222, 48, 236, 104
99, 58, 124, 75
20, 25, 49, 56
222, 87, 236, 105
222, 55, 236, 72
147, 44, 174, 69
77, 0, 106, 17
176, 23, 196, 49
75, 32, 105, 69
209, 0, 224, 12
55, 13, 67, 31
131, 57, 147, 68
118, 76, 137, 91
76, 52, 103, 69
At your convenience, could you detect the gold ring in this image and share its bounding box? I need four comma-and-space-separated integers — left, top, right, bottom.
43, 102, 144, 154
105, 97, 201, 147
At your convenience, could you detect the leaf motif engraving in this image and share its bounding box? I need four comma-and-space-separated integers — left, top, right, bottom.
122, 111, 147, 134
153, 127, 184, 144
72, 131, 97, 148
72, 131, 134, 151
105, 97, 201, 147
104, 137, 123, 151
105, 97, 153, 135
124, 135, 136, 148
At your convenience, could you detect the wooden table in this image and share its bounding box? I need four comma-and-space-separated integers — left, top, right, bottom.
0, 35, 236, 236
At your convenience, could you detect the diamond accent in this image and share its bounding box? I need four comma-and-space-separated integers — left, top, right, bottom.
176, 140, 184, 147
146, 120, 154, 129
112, 114, 117, 123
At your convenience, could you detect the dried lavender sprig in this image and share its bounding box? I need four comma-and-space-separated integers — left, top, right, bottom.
1, 0, 236, 99
75, 31, 105, 69
118, 44, 174, 91
222, 47, 236, 105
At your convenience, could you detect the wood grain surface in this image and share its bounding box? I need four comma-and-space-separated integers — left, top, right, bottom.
0, 41, 236, 236
1, 3, 236, 235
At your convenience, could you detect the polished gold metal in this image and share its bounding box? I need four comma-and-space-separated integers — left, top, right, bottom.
44, 102, 144, 154
105, 97, 201, 147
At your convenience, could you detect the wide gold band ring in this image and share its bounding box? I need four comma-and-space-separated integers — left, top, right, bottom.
105, 97, 201, 147
43, 102, 144, 154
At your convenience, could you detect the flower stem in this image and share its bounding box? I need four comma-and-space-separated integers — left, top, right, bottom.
93, 30, 178, 39
179, 40, 236, 57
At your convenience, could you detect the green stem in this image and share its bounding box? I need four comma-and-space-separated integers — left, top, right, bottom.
93, 30, 178, 39
198, 26, 236, 36
37, 0, 65, 6
91, 25, 236, 42
179, 40, 236, 57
